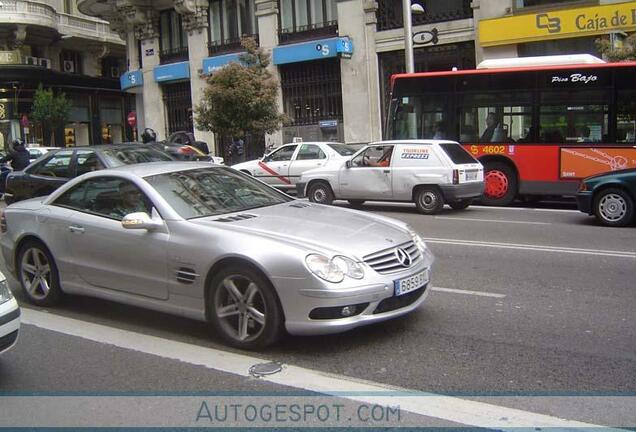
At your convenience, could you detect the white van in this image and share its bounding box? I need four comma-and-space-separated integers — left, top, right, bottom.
297, 140, 484, 214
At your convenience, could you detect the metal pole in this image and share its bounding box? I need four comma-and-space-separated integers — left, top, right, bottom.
402, 0, 414, 73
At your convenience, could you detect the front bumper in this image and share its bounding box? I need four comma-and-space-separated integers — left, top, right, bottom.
296, 182, 307, 198
576, 191, 593, 215
0, 297, 20, 354
280, 262, 432, 336
440, 181, 484, 201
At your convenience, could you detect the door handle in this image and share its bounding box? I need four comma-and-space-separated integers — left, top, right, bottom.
68, 225, 85, 234
383, 170, 390, 174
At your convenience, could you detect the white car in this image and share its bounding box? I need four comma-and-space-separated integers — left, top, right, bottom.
232, 142, 358, 191
297, 140, 484, 214
0, 270, 20, 354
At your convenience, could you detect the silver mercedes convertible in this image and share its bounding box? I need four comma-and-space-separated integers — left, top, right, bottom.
0, 162, 434, 349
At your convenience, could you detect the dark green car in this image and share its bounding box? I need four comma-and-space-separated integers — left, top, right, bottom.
576, 168, 636, 227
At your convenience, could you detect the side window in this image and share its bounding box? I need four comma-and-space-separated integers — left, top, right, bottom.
296, 144, 326, 160
266, 145, 297, 162
351, 146, 394, 167
76, 150, 105, 176
617, 90, 636, 143
53, 177, 153, 221
30, 150, 73, 178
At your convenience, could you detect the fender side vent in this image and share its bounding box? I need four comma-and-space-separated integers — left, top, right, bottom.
176, 267, 198, 284
214, 213, 257, 223
289, 202, 312, 208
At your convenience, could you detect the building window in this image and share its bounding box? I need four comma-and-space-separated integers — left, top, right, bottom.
64, 0, 72, 13
60, 50, 82, 74
159, 9, 189, 64
513, 0, 597, 10
208, 0, 259, 55
280, 59, 343, 126
278, 0, 338, 44
101, 57, 121, 79
162, 82, 193, 135
376, 0, 473, 32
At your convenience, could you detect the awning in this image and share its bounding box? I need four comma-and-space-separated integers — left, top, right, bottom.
120, 70, 143, 92
153, 61, 190, 83
202, 53, 242, 75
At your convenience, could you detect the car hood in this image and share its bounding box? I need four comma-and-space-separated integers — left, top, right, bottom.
232, 159, 261, 170
190, 202, 412, 259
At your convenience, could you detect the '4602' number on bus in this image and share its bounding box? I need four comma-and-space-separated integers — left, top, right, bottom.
482, 145, 506, 154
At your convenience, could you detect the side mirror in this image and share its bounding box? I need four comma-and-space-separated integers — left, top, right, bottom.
121, 212, 163, 231
346, 160, 352, 168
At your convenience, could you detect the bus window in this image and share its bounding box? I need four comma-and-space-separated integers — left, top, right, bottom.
458, 92, 532, 144
539, 89, 609, 144
392, 95, 452, 140
616, 90, 636, 143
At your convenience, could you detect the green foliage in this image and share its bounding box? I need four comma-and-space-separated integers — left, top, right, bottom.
31, 84, 71, 126
595, 34, 636, 62
195, 37, 288, 138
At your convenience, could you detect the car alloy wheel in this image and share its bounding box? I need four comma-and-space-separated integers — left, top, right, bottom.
214, 275, 268, 342
18, 242, 62, 305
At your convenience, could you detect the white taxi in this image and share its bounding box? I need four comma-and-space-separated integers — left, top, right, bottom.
0, 270, 20, 354
297, 140, 484, 214
232, 142, 357, 191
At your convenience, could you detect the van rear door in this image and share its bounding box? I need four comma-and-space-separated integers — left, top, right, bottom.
438, 143, 483, 183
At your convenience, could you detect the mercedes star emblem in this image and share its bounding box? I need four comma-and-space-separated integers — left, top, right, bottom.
394, 248, 412, 267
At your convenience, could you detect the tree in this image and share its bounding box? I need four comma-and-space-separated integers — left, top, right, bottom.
31, 84, 71, 146
595, 33, 636, 62
194, 37, 287, 145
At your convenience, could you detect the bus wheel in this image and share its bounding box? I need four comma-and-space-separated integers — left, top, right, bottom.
482, 162, 517, 206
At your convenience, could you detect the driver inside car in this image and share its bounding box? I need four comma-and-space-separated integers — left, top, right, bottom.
366, 146, 393, 167
110, 183, 151, 219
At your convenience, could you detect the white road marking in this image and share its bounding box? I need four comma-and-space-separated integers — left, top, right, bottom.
432, 287, 506, 298
470, 205, 578, 213
424, 237, 636, 259
434, 216, 551, 225
21, 308, 613, 429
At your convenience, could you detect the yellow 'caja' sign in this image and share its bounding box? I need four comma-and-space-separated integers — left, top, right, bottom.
479, 1, 636, 47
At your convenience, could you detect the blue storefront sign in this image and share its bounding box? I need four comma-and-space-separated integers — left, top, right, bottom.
272, 37, 354, 65
202, 53, 242, 75
153, 61, 190, 83
120, 70, 143, 91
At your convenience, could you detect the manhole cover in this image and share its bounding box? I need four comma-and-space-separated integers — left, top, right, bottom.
249, 362, 283, 377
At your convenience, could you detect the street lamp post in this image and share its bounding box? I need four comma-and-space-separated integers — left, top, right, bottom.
402, 0, 415, 73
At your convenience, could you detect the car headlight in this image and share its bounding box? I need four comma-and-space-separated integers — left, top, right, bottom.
332, 256, 364, 279
305, 254, 347, 283
408, 228, 434, 263
0, 279, 13, 305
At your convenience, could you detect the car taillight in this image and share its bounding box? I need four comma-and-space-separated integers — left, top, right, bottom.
0, 211, 6, 233
452, 169, 459, 185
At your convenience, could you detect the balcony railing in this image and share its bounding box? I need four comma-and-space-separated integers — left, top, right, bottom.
376, 0, 473, 31
208, 35, 259, 56
160, 46, 189, 64
0, 1, 123, 44
278, 21, 338, 45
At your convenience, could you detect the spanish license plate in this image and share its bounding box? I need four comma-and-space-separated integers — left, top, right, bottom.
394, 270, 429, 296
466, 171, 478, 181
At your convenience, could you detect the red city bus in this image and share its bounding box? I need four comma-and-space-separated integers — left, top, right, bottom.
385, 57, 636, 205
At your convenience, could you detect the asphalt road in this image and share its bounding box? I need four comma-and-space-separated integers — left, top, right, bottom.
0, 202, 634, 427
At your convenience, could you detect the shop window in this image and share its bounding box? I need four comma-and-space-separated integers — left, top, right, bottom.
159, 9, 188, 64
208, 0, 259, 55
513, 0, 597, 10
280, 59, 342, 126
539, 89, 609, 143
60, 51, 82, 74
278, 0, 338, 44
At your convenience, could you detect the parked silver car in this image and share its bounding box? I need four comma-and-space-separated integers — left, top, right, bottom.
0, 270, 20, 354
0, 162, 433, 349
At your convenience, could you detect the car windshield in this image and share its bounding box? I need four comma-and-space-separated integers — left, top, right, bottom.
100, 147, 174, 166
145, 167, 292, 219
328, 143, 357, 156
